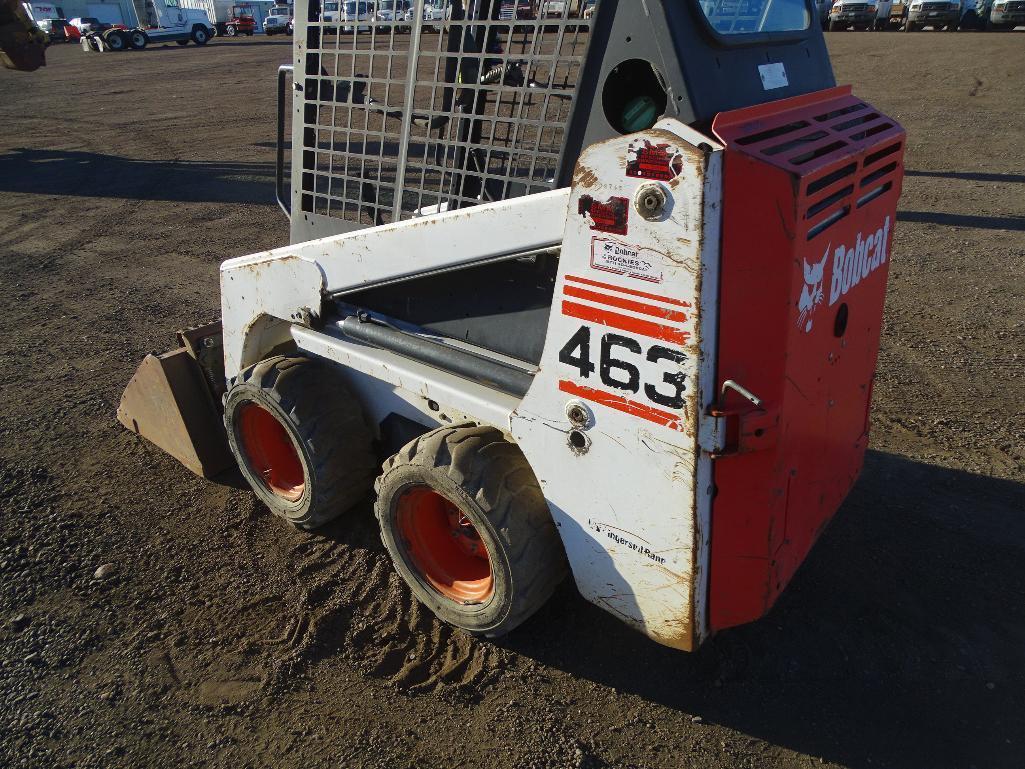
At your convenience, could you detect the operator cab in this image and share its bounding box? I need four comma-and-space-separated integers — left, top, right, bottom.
563, 0, 834, 173
298, 0, 835, 364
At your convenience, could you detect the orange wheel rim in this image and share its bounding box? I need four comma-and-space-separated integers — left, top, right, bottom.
396, 487, 494, 604
237, 402, 305, 501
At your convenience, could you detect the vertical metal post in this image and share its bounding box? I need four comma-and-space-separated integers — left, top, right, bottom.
391, 0, 428, 220
276, 64, 294, 219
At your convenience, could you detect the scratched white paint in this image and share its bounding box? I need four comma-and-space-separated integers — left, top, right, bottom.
511, 122, 723, 650
218, 119, 724, 650
220, 189, 570, 377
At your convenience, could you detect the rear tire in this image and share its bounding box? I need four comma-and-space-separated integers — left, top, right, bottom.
176, 39, 188, 45
128, 30, 147, 49
104, 30, 127, 50
375, 425, 567, 638
224, 355, 376, 530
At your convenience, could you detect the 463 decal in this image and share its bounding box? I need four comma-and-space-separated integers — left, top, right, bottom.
558, 325, 688, 410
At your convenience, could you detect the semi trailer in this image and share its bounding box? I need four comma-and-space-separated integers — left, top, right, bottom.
79, 0, 214, 50
119, 0, 906, 651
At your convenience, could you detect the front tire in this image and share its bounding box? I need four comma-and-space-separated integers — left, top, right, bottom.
192, 26, 210, 44
376, 425, 567, 638
225, 24, 237, 36
224, 355, 376, 530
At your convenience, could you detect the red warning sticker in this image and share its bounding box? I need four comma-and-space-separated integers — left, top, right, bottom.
578, 194, 629, 236
626, 139, 684, 182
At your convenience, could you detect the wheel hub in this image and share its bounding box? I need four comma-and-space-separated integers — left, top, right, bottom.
396, 487, 493, 604
236, 402, 305, 501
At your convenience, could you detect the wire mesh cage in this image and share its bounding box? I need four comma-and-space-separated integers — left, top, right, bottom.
298, 0, 597, 229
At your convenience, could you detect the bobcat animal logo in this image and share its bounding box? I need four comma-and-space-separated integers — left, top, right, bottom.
798, 247, 829, 333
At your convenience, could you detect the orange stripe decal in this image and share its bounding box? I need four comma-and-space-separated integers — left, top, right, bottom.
563, 285, 689, 323
566, 274, 692, 308
562, 301, 690, 345
559, 380, 686, 432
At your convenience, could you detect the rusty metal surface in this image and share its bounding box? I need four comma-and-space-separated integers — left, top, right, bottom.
117, 348, 234, 479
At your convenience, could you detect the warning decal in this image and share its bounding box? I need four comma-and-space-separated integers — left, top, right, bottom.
626, 140, 684, 182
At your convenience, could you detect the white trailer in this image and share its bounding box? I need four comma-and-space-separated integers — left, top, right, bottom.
21, 2, 65, 25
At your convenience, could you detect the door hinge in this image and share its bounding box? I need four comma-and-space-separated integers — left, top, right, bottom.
699, 379, 779, 459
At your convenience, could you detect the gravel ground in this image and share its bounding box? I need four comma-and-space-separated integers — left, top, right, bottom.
0, 32, 1023, 769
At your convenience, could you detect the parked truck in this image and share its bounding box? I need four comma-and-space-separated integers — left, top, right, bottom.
181, 0, 256, 35
826, 0, 895, 29
80, 0, 214, 51
988, 0, 1024, 27
904, 0, 962, 29
263, 2, 292, 34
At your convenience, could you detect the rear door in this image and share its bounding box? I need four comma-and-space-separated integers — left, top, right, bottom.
152, 0, 189, 29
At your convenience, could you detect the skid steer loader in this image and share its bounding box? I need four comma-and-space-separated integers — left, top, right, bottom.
119, 0, 905, 650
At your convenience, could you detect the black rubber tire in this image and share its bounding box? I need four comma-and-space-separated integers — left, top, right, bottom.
375, 425, 567, 638
224, 355, 376, 530
192, 26, 209, 44
104, 30, 126, 50
176, 39, 188, 45
225, 24, 237, 36
128, 30, 147, 49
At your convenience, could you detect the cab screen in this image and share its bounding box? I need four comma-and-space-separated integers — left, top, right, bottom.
696, 0, 811, 34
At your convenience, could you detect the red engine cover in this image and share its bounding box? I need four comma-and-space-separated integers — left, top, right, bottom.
708, 86, 906, 630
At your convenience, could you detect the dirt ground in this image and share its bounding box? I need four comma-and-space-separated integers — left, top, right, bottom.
1, 31, 1023, 769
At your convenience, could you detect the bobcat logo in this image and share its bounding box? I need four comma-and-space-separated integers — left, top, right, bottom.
798, 247, 829, 333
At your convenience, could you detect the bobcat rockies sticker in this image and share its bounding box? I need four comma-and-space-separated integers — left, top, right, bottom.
591, 237, 663, 283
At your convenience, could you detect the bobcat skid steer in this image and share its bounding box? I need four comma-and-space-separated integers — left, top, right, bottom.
119, 0, 905, 650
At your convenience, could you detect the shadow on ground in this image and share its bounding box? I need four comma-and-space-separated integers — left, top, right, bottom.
0, 147, 277, 206
898, 210, 1025, 231
905, 169, 1025, 184
499, 451, 1025, 769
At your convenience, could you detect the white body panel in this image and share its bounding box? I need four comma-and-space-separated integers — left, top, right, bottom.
218, 121, 721, 649
219, 188, 569, 377
291, 324, 518, 432
511, 125, 722, 650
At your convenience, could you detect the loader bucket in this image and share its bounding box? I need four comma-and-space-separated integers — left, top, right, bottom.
118, 328, 234, 479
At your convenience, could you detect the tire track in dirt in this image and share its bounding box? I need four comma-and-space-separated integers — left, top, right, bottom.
248, 511, 510, 696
